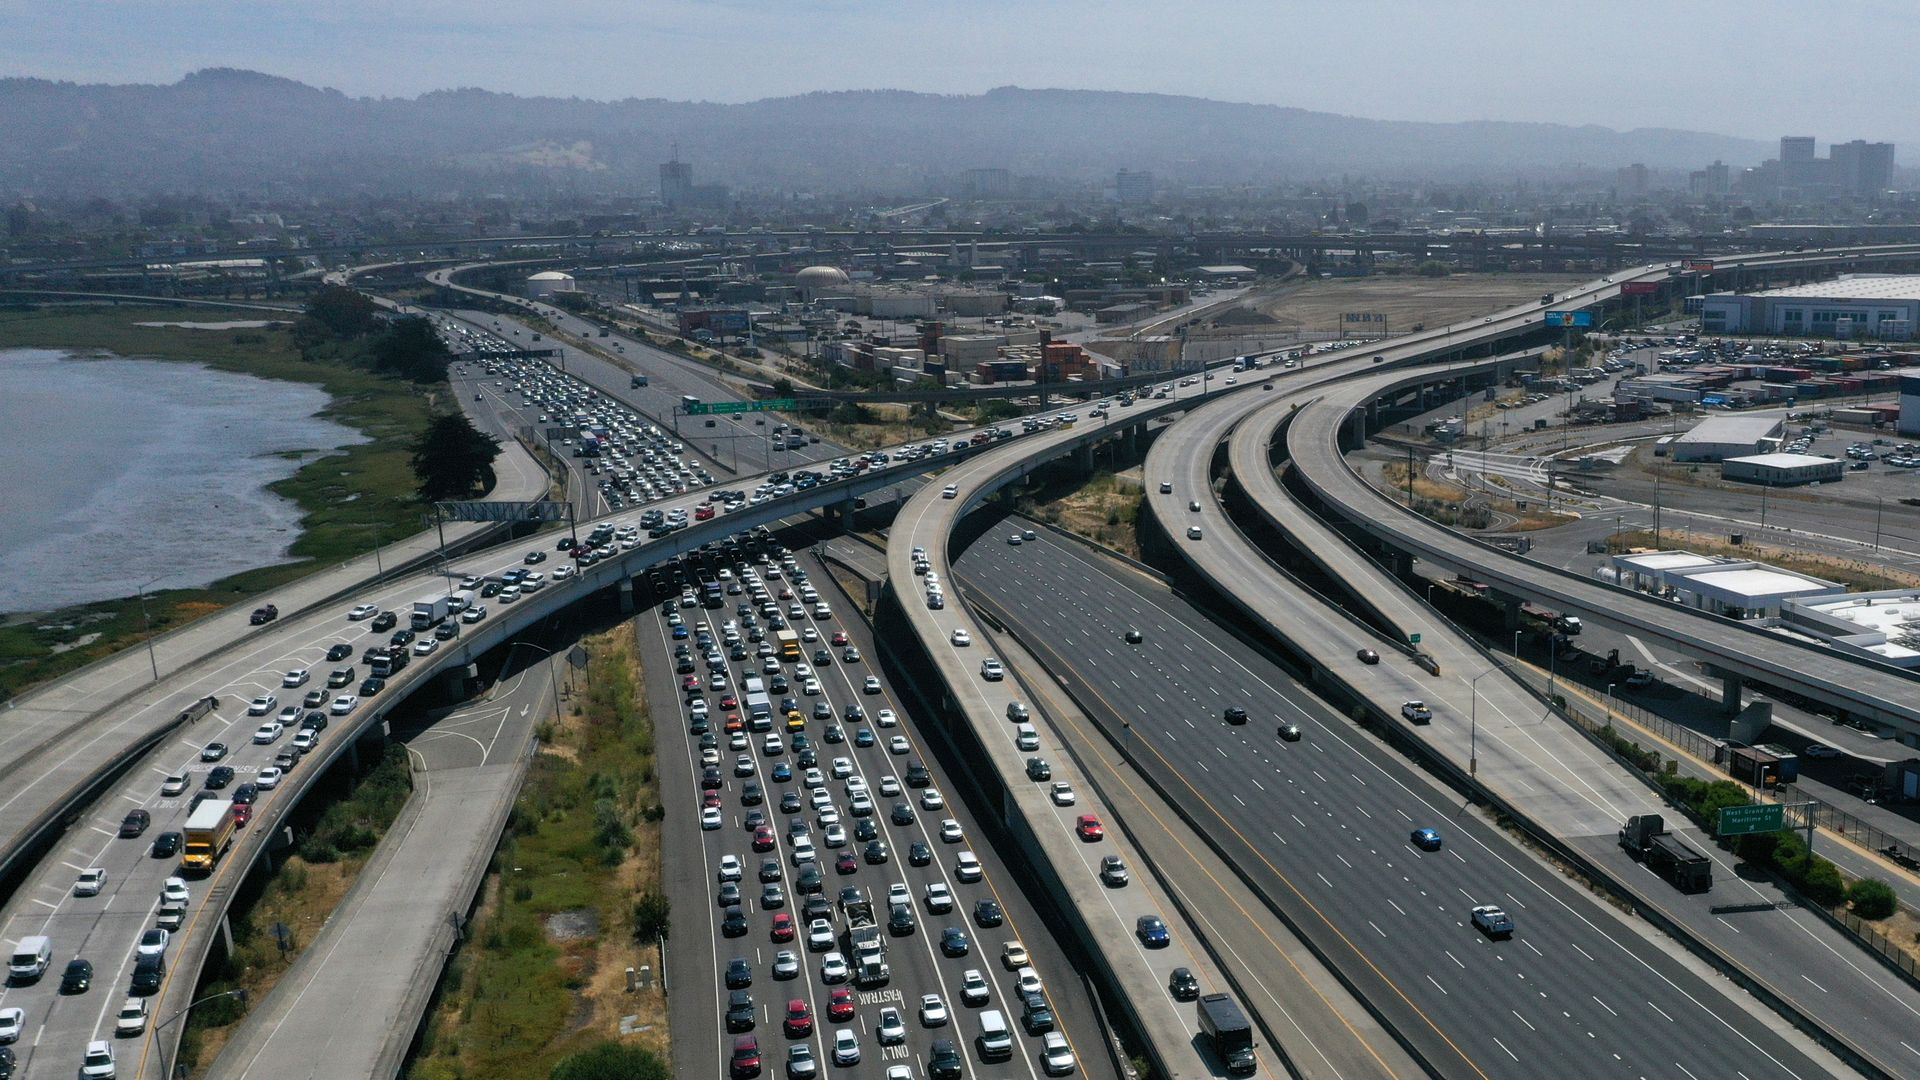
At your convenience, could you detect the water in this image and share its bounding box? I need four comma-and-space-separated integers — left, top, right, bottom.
0, 348, 364, 613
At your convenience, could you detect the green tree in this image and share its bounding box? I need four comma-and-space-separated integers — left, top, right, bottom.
372, 317, 453, 382
549, 1041, 671, 1080
410, 412, 502, 502
1847, 877, 1897, 919
1416, 260, 1450, 278
632, 890, 671, 942
304, 285, 380, 338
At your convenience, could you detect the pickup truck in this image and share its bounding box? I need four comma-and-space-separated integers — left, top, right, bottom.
249, 604, 279, 625
1400, 700, 1432, 724
1470, 904, 1514, 938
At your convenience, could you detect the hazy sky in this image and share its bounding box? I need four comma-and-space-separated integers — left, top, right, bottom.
7, 1, 1915, 146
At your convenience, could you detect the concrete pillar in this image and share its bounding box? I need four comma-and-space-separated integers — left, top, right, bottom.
346, 739, 361, 774
1720, 670, 1743, 714
837, 498, 856, 535
618, 577, 635, 615
1391, 551, 1414, 577
1078, 443, 1094, 471
1501, 598, 1523, 633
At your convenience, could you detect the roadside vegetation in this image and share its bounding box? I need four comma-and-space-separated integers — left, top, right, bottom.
0, 294, 491, 702
177, 743, 416, 1070
1013, 463, 1145, 559
405, 626, 668, 1080
1377, 458, 1574, 532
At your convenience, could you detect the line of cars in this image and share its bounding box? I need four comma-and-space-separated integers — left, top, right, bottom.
661, 532, 1078, 1078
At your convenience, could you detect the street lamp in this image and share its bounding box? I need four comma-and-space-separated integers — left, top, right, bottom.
1606, 683, 1618, 726
135, 574, 167, 682
160, 987, 249, 1080
1512, 630, 1522, 658
1468, 667, 1501, 778
509, 640, 567, 720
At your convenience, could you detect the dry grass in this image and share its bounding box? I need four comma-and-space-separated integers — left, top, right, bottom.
1234, 272, 1590, 341
1608, 529, 1920, 592
1378, 460, 1575, 532
1017, 471, 1145, 559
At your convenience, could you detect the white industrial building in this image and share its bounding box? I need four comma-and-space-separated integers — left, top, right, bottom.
1780, 590, 1920, 669
1699, 274, 1920, 340
525, 270, 576, 299
1670, 415, 1784, 461
1900, 373, 1920, 436
1721, 452, 1845, 486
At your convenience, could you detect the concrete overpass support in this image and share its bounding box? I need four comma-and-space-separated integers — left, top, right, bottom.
617, 577, 635, 616
1720, 669, 1744, 715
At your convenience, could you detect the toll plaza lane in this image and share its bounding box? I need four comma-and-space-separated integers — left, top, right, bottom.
954, 521, 1830, 1080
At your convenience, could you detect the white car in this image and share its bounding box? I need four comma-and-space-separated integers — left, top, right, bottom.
80, 1040, 115, 1079
863, 676, 882, 694
950, 628, 971, 647
923, 790, 946, 812
821, 952, 850, 984
954, 851, 982, 883
1186, 526, 1203, 540
247, 694, 277, 716
832, 1027, 860, 1065
161, 775, 189, 796
700, 807, 723, 830
0, 1007, 20, 1044
115, 997, 150, 1036
919, 992, 949, 1027
1050, 783, 1076, 806
1017, 966, 1045, 995
292, 730, 318, 752
878, 775, 901, 797
253, 722, 284, 744
924, 882, 954, 913
136, 928, 169, 957
348, 604, 377, 620
1042, 1031, 1077, 1075
1002, 941, 1030, 969
330, 694, 359, 715
802, 678, 822, 696
980, 658, 1004, 681
412, 638, 438, 655
461, 605, 487, 624
277, 705, 302, 726
161, 877, 190, 906
876, 709, 898, 728
74, 867, 107, 896
960, 969, 990, 1006
255, 767, 283, 790
718, 854, 743, 882
808, 918, 836, 951
888, 736, 910, 756
281, 668, 310, 688
877, 1005, 907, 1044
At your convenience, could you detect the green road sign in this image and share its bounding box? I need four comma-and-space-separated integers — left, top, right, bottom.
1716, 803, 1785, 837
1409, 633, 1422, 644
685, 398, 798, 415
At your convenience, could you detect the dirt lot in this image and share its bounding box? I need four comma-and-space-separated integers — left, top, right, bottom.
1203, 273, 1592, 343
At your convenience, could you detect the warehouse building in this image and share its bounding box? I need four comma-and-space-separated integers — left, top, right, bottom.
525, 270, 576, 299
1670, 415, 1785, 461
1699, 275, 1920, 340
1721, 452, 1845, 486
1901, 373, 1920, 436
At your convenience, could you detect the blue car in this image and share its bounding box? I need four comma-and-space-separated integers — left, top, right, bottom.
772, 762, 793, 782
672, 625, 689, 639
854, 729, 876, 748
1135, 914, 1170, 948
1410, 828, 1443, 851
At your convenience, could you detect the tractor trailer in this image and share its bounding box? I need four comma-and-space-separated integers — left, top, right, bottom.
1619, 814, 1712, 893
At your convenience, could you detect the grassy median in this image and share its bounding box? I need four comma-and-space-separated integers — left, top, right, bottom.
0, 305, 438, 701
405, 626, 668, 1080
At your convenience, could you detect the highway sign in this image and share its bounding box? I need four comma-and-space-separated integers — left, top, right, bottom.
1543, 311, 1594, 328
1409, 633, 1422, 644
685, 398, 797, 415
1716, 803, 1785, 837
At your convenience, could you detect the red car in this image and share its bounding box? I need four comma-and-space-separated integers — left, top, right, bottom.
703, 790, 724, 809
827, 987, 856, 1022
231, 803, 253, 827
730, 1034, 761, 1078
831, 631, 849, 647
1075, 814, 1105, 841
720, 694, 739, 710
681, 675, 702, 693
770, 912, 796, 942
784, 998, 813, 1037
695, 505, 716, 521
753, 825, 777, 852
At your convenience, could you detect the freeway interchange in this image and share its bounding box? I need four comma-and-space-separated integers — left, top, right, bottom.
11, 243, 1920, 1078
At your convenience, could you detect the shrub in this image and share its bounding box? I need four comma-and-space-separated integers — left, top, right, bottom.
1847, 877, 1897, 920
633, 890, 672, 943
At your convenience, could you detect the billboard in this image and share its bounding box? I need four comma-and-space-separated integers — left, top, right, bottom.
1544, 311, 1595, 328
1619, 281, 1660, 296
1682, 259, 1716, 273
1342, 312, 1386, 324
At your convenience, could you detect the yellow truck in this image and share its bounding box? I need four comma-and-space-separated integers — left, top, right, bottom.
181, 799, 236, 873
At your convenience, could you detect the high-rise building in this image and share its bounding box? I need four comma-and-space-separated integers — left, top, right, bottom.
964, 168, 1010, 197
660, 159, 694, 208
1690, 160, 1731, 196
1615, 163, 1648, 197
1831, 140, 1896, 197
1780, 136, 1817, 164
1115, 169, 1155, 204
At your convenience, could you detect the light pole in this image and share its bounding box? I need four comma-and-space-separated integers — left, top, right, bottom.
510, 640, 566, 720
160, 987, 249, 1080
1469, 667, 1500, 778
1606, 683, 1618, 726
135, 574, 167, 682
1512, 630, 1522, 658
1874, 496, 1884, 552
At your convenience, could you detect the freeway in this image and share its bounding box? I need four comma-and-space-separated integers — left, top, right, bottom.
956, 521, 1831, 1079
643, 536, 1111, 1080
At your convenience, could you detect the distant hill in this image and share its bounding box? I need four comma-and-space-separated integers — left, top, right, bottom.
0, 69, 1771, 198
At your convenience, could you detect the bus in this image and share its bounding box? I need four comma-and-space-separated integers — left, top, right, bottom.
776, 629, 801, 661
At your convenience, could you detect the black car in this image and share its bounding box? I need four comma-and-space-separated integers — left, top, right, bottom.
1026, 757, 1052, 781
300, 713, 328, 733
813, 649, 831, 666
973, 899, 1003, 927
1224, 707, 1248, 726
940, 926, 970, 956
929, 1039, 963, 1079
119, 810, 151, 837
725, 989, 755, 1032
370, 611, 397, 632
204, 766, 235, 790
890, 803, 915, 826
389, 629, 415, 647
741, 783, 764, 806
864, 840, 889, 864
853, 819, 878, 843
525, 549, 547, 564
908, 841, 933, 867
0, 1044, 16, 1080
1356, 648, 1380, 665
1022, 990, 1055, 1033
60, 958, 93, 994
1167, 966, 1201, 1001
326, 643, 353, 662
906, 761, 931, 787
231, 783, 259, 806
150, 831, 182, 858
779, 791, 803, 813
726, 957, 753, 988
888, 904, 916, 936
360, 676, 386, 696
130, 954, 164, 996
796, 865, 824, 895
722, 905, 748, 937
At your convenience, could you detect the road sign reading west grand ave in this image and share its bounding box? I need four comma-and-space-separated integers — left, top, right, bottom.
685, 398, 797, 415
1716, 802, 1785, 837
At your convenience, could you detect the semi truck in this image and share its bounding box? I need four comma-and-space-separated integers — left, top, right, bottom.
1618, 814, 1712, 893
182, 799, 237, 873
1196, 993, 1257, 1075
411, 595, 452, 631
840, 888, 890, 986
1519, 602, 1582, 635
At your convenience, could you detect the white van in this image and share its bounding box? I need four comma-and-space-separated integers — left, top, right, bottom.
976, 1009, 1013, 1060
9, 934, 52, 982
1014, 724, 1039, 752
